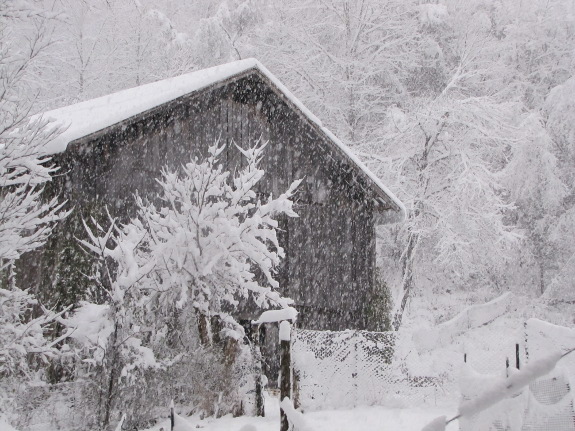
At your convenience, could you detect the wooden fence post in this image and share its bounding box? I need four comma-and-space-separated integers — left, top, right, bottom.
170, 400, 174, 431
516, 343, 520, 370
252, 323, 265, 417
279, 320, 292, 431
293, 368, 300, 410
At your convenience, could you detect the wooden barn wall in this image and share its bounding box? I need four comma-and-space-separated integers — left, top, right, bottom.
25, 74, 376, 331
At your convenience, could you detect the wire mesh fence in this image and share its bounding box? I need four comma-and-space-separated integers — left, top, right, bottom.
454, 319, 575, 431
12, 380, 99, 431
292, 321, 575, 431
292, 328, 456, 411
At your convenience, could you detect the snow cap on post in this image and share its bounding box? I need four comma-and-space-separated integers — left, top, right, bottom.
252, 306, 297, 325
279, 320, 291, 342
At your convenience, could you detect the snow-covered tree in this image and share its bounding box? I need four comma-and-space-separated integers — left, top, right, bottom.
70, 141, 299, 426
259, 0, 419, 146
192, 0, 265, 68
359, 2, 523, 329
0, 1, 69, 419
0, 116, 69, 382
109, 0, 196, 86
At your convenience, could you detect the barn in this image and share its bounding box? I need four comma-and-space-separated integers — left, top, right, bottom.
29, 58, 404, 333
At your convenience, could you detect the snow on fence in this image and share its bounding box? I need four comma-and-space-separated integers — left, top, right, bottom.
12, 380, 98, 431
424, 348, 575, 431
524, 318, 575, 390
292, 329, 454, 411
454, 320, 575, 431
413, 293, 513, 352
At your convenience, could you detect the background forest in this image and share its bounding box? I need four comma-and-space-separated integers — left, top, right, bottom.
19, 0, 573, 326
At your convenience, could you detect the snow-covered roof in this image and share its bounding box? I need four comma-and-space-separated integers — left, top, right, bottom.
40, 58, 405, 222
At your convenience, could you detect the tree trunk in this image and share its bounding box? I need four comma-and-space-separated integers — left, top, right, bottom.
392, 229, 419, 331
102, 322, 120, 429
252, 324, 265, 417
196, 309, 211, 346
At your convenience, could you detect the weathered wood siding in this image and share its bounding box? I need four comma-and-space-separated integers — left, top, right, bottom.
29, 72, 376, 331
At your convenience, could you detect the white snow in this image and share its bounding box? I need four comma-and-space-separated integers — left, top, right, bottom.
280, 397, 311, 431
37, 58, 405, 223
39, 59, 262, 154
63, 301, 114, 364
279, 320, 291, 341
524, 318, 575, 391
137, 394, 454, 431
173, 412, 196, 431
458, 350, 563, 418
525, 318, 575, 349
418, 4, 448, 26
253, 306, 298, 325
413, 292, 513, 352
0, 417, 19, 431
421, 415, 447, 431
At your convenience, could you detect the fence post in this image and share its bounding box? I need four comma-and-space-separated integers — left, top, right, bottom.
293, 367, 300, 410
516, 343, 520, 370
252, 324, 265, 417
506, 357, 510, 378
464, 353, 467, 363
170, 400, 174, 431
280, 320, 292, 431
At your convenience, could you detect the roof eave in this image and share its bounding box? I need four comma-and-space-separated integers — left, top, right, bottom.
248, 66, 406, 225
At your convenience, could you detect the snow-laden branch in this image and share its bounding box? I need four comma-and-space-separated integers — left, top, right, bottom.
253, 306, 298, 325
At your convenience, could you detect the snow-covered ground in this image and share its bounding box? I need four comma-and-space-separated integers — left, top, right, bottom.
143, 395, 457, 431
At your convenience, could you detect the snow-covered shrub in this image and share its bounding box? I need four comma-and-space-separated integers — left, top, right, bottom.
0, 116, 69, 387
69, 141, 299, 428
0, 115, 70, 427
0, 284, 69, 379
